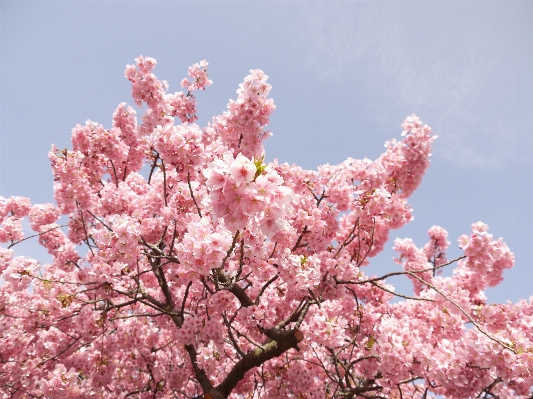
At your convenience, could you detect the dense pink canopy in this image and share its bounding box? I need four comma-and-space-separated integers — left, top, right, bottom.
0, 57, 530, 399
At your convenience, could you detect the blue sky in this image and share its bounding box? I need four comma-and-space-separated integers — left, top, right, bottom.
1, 1, 532, 303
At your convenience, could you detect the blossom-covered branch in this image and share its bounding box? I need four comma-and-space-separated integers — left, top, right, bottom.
0, 57, 528, 399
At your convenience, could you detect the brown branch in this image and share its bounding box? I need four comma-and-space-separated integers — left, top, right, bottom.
222, 312, 245, 358
216, 329, 304, 397
406, 272, 517, 353
352, 217, 375, 265
235, 239, 245, 280
334, 217, 360, 259
8, 224, 68, 249
254, 274, 279, 305
370, 281, 435, 302
144, 246, 184, 328
37, 336, 80, 367
346, 355, 380, 369
111, 312, 166, 320
87, 210, 113, 232
209, 232, 255, 308
220, 231, 239, 270
160, 158, 168, 207
294, 300, 314, 328
291, 226, 309, 252
328, 347, 346, 391
77, 207, 95, 256
268, 242, 277, 259
168, 222, 178, 258
201, 277, 214, 295
188, 172, 202, 218
109, 159, 119, 188
184, 344, 216, 397
180, 281, 192, 319
275, 297, 310, 330
30, 274, 97, 286
147, 151, 160, 185
305, 183, 328, 207
217, 272, 254, 308
334, 256, 466, 286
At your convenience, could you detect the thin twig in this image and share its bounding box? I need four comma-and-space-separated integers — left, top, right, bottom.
370, 281, 435, 302
147, 151, 160, 185
334, 256, 466, 286
8, 224, 68, 249
221, 231, 240, 270
161, 158, 168, 207
292, 226, 309, 252
77, 207, 95, 256
254, 274, 279, 305
180, 281, 192, 318
334, 217, 360, 259
407, 272, 517, 353
87, 210, 113, 232
109, 159, 119, 188
187, 172, 202, 218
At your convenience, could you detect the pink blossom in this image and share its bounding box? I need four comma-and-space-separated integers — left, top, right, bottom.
1, 57, 529, 399
229, 153, 256, 186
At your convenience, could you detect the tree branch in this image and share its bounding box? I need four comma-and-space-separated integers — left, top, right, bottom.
407, 272, 516, 353
184, 344, 215, 397
216, 329, 304, 397
8, 223, 68, 249
188, 172, 202, 218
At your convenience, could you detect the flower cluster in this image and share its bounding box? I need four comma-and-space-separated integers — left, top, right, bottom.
150, 122, 204, 173
204, 152, 293, 236
125, 56, 211, 128
180, 60, 212, 92
0, 196, 31, 244
206, 69, 275, 159
455, 222, 514, 297
178, 217, 233, 277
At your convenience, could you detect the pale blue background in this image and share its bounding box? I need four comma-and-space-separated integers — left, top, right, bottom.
1, 1, 532, 304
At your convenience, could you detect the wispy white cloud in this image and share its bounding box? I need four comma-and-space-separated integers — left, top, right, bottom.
291, 1, 529, 169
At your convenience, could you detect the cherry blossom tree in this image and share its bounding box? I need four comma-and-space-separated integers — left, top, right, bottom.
1, 57, 531, 399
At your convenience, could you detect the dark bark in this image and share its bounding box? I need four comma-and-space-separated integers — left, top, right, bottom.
216, 328, 304, 398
